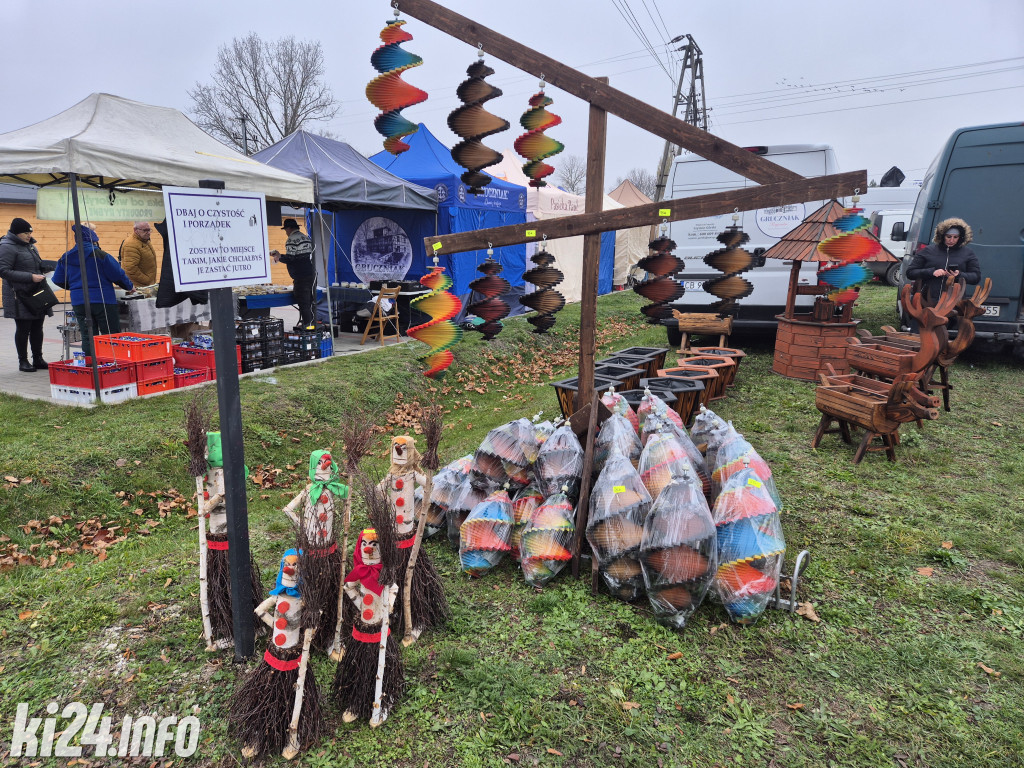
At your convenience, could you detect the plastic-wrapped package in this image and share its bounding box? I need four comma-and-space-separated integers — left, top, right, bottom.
473, 419, 537, 488
641, 413, 710, 497
532, 416, 557, 448
447, 475, 491, 550
594, 413, 642, 475
520, 487, 575, 588
427, 454, 473, 538
535, 424, 584, 498
510, 482, 544, 558
601, 387, 639, 433
638, 431, 696, 502
712, 466, 785, 624
460, 486, 514, 577
514, 417, 542, 464
703, 421, 741, 475
640, 474, 717, 628
637, 389, 684, 431
710, 435, 780, 508
690, 405, 727, 453
586, 455, 653, 601
502, 458, 533, 490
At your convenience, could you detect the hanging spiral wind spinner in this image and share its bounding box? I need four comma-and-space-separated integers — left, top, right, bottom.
816, 192, 879, 304
448, 45, 509, 195
702, 211, 757, 317
365, 4, 428, 155
407, 256, 463, 378
521, 238, 565, 333
467, 245, 511, 340
514, 79, 564, 188
633, 222, 685, 324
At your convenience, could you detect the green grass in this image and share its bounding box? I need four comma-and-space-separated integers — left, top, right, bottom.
1, 283, 1022, 767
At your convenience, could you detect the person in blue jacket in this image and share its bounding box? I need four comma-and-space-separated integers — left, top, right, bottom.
51, 225, 135, 355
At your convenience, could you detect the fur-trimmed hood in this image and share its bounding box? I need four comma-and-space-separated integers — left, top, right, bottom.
933, 217, 973, 247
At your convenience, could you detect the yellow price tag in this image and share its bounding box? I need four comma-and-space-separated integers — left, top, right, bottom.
431, 241, 442, 251
658, 208, 671, 217
612, 485, 626, 494
747, 478, 763, 488
525, 229, 537, 238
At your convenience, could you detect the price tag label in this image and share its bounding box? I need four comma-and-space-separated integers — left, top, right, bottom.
747, 478, 763, 488
612, 485, 626, 494
432, 241, 442, 252
525, 229, 537, 238
659, 208, 671, 217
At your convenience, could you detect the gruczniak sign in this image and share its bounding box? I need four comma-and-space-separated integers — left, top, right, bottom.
162, 186, 271, 292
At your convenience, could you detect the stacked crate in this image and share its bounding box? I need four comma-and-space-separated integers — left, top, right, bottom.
48, 356, 137, 404
260, 317, 284, 368
283, 328, 320, 364
95, 332, 175, 397
172, 341, 242, 379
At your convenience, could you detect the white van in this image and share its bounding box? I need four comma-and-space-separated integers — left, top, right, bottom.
868, 209, 912, 286
662, 144, 840, 339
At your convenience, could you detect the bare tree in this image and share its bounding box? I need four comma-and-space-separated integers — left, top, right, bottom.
613, 167, 658, 199
556, 154, 587, 195
189, 33, 339, 154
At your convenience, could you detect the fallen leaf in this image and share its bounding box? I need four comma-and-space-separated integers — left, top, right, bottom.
796, 602, 821, 622
4, 475, 17, 483
20, 477, 32, 484
941, 541, 953, 550
96, 551, 108, 562
667, 651, 683, 660
164, 578, 173, 588
726, 694, 734, 705
621, 701, 640, 711
977, 662, 1001, 678
786, 702, 805, 710
115, 459, 127, 467
506, 754, 520, 763
991, 421, 1003, 427
134, 460, 141, 466
18, 610, 36, 620
546, 748, 562, 756
916, 567, 934, 577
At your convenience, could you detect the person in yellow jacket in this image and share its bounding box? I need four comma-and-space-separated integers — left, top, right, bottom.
119, 222, 157, 286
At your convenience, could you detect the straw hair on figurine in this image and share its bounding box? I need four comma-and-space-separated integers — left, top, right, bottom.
330, 412, 377, 662
333, 475, 405, 726
183, 392, 217, 651
229, 550, 325, 759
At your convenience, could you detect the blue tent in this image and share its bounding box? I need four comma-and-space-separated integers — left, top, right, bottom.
369, 124, 529, 300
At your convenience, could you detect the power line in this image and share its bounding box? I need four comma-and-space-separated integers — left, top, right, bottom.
609, 0, 674, 82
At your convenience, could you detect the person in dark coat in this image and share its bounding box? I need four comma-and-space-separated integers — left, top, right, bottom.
0, 217, 56, 372
271, 218, 316, 330
905, 217, 981, 302
50, 225, 134, 356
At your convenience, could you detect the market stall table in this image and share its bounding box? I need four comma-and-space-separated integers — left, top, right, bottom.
119, 295, 211, 333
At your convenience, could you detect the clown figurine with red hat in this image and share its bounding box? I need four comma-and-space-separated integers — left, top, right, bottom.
230, 549, 324, 759
283, 450, 348, 653
380, 436, 450, 642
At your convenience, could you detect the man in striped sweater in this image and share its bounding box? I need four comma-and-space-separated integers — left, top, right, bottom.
272, 218, 316, 330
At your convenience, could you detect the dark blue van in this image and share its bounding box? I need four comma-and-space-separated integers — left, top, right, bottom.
896, 122, 1024, 350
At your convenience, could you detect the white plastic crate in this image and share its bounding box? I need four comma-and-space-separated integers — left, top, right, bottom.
50, 382, 138, 405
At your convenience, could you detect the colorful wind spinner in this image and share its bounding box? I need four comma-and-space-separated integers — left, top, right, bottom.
520, 488, 575, 588
408, 259, 463, 378
366, 12, 428, 155
521, 246, 565, 333
448, 49, 509, 195
514, 83, 564, 187
460, 486, 514, 577
467, 255, 511, 341
703, 217, 756, 317
510, 482, 543, 559
633, 231, 684, 323
816, 198, 879, 304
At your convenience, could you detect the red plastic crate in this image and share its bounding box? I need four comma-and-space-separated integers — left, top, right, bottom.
172, 344, 242, 376
94, 332, 173, 363
48, 357, 135, 390
134, 356, 174, 382
136, 375, 174, 396
173, 368, 210, 388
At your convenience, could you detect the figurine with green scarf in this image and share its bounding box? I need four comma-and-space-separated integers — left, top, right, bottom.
283, 450, 349, 653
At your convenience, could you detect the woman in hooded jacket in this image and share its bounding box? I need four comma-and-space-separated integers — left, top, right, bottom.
905, 217, 981, 302
0, 217, 56, 372
51, 225, 134, 356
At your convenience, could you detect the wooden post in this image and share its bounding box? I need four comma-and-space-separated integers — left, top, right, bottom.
785, 261, 801, 319
577, 78, 607, 412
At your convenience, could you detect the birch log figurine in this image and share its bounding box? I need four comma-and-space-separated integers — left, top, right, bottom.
283, 450, 348, 654
333, 482, 405, 725
381, 435, 450, 642
230, 550, 325, 759
402, 404, 447, 646
183, 394, 216, 650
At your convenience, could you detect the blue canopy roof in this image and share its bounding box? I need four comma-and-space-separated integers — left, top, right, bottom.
370, 124, 527, 214
253, 130, 437, 211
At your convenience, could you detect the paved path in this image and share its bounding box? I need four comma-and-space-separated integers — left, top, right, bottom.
0, 301, 409, 405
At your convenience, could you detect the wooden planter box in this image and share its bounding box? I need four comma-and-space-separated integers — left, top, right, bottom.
676, 355, 736, 399
616, 346, 669, 376
773, 314, 859, 381
550, 374, 623, 418
689, 346, 746, 387
639, 376, 705, 425
597, 353, 660, 379
656, 366, 720, 407
618, 388, 676, 415
593, 363, 645, 393
845, 338, 920, 378
815, 382, 900, 435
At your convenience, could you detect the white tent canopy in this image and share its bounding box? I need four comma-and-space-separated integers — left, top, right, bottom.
0, 93, 314, 203
490, 149, 626, 303
608, 178, 657, 285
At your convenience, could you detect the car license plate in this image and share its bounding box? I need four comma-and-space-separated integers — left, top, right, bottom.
683, 280, 704, 291
981, 305, 1000, 317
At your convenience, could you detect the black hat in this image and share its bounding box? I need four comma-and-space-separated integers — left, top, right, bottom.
10, 217, 32, 235
281, 218, 299, 230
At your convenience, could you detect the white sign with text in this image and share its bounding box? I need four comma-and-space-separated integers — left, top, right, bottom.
162, 187, 271, 291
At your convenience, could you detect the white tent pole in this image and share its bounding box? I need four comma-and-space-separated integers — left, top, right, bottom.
312, 173, 334, 342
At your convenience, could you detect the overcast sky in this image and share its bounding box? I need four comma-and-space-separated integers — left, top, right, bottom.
4, 0, 1022, 191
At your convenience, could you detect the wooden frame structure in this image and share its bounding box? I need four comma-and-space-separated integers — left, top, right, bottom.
396, 0, 865, 571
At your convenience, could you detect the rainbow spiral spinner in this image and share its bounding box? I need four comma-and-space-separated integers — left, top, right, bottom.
514, 90, 565, 188
408, 266, 463, 378
816, 206, 880, 303
366, 19, 428, 155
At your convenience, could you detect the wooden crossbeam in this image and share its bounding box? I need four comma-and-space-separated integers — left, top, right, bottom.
397, 0, 800, 186
425, 170, 866, 255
